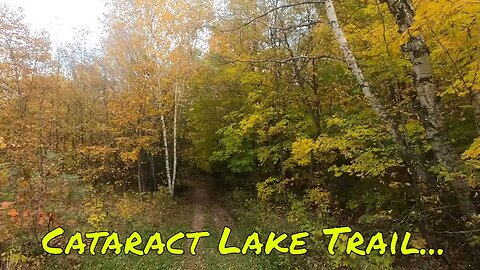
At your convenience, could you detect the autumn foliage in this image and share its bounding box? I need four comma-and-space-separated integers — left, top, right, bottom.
1, 0, 479, 269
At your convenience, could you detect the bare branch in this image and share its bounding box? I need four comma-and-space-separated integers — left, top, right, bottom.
264, 19, 324, 31
219, 55, 342, 65
223, 1, 325, 32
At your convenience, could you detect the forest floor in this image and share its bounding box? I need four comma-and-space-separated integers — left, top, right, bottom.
74, 176, 293, 269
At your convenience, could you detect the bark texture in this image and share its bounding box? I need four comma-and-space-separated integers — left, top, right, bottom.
160, 113, 173, 195
403, 36, 475, 216
378, 0, 476, 217
403, 37, 458, 167
380, 0, 415, 33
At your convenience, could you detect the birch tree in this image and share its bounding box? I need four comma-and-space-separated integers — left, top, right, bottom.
381, 0, 476, 217
103, 0, 212, 195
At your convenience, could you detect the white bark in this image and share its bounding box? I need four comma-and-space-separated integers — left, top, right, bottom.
325, 0, 379, 113
172, 80, 179, 195
404, 35, 475, 217
160, 113, 173, 194
154, 64, 173, 195
380, 0, 414, 33
381, 0, 475, 217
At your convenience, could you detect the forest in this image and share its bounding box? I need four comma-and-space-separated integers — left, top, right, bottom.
0, 0, 479, 269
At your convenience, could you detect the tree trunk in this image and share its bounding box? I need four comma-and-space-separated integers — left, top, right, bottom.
380, 0, 414, 33
471, 90, 480, 135
172, 80, 179, 193
324, 0, 431, 189
378, 0, 476, 217
138, 149, 145, 193
150, 154, 157, 191
403, 35, 475, 217
155, 59, 174, 196
160, 114, 173, 195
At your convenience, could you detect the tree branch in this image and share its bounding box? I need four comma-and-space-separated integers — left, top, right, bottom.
264, 19, 324, 31
219, 55, 342, 64
224, 1, 325, 32
439, 229, 480, 235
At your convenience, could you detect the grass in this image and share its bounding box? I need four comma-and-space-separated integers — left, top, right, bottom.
38, 186, 312, 269
198, 191, 295, 270
78, 225, 192, 270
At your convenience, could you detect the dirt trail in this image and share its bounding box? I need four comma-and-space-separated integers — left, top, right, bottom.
183, 176, 233, 269
184, 176, 233, 230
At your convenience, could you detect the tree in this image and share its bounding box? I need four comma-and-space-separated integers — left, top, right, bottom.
103, 0, 212, 195
381, 0, 476, 217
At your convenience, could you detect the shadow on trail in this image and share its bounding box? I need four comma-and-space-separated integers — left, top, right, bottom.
178, 175, 234, 270
180, 175, 233, 231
